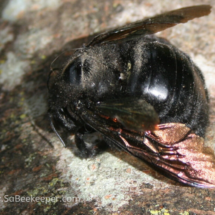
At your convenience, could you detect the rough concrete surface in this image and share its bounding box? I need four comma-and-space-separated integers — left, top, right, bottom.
0, 0, 215, 214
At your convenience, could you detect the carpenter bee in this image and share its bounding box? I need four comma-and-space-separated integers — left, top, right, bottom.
48, 5, 215, 188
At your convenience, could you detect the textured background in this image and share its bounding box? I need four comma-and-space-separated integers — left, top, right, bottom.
0, 0, 215, 214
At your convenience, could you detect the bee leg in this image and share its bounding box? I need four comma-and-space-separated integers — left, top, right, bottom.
75, 128, 107, 158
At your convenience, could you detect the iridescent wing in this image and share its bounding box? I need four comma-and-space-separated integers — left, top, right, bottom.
127, 123, 215, 188
80, 102, 215, 188
96, 98, 159, 132
87, 5, 211, 46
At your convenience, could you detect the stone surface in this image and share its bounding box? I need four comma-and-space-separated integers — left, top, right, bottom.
0, 0, 215, 214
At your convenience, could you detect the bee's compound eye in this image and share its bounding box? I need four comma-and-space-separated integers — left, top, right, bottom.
64, 61, 82, 85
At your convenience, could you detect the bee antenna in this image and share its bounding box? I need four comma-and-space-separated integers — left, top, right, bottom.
50, 55, 60, 70
49, 115, 66, 147
72, 47, 84, 51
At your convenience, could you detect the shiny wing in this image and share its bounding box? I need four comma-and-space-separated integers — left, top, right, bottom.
80, 107, 215, 188
129, 123, 215, 188
96, 98, 159, 132
87, 5, 211, 46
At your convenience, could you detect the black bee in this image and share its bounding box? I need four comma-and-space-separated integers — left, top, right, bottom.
48, 5, 215, 188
